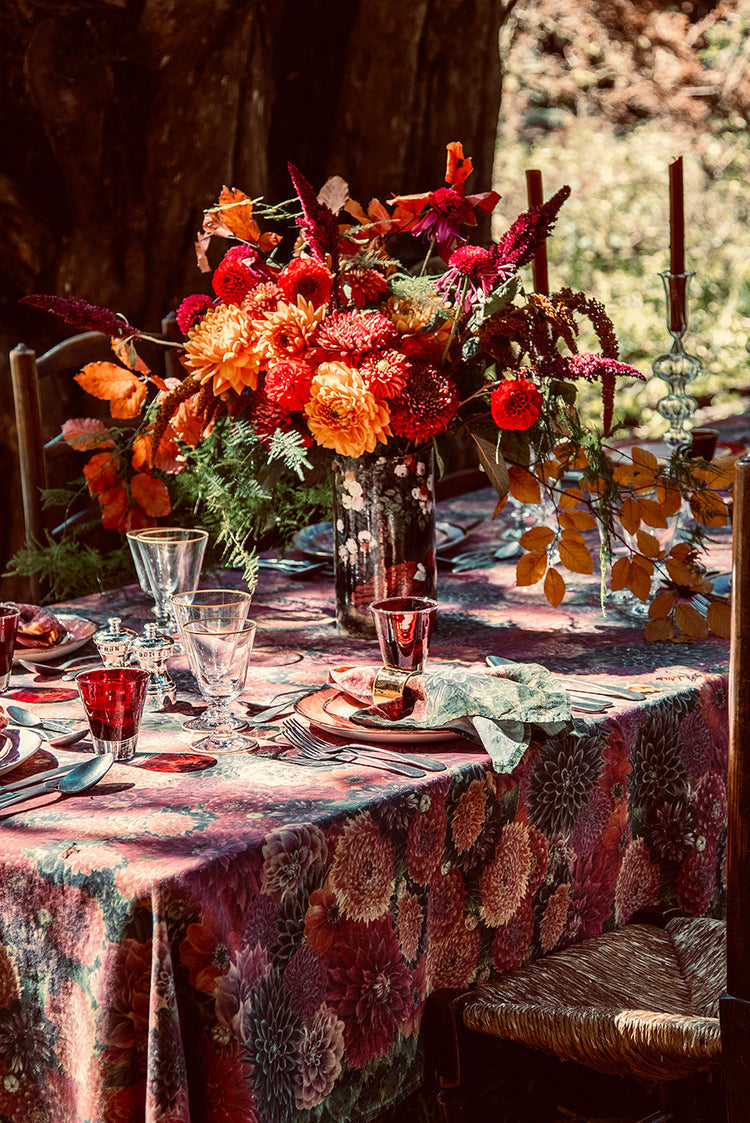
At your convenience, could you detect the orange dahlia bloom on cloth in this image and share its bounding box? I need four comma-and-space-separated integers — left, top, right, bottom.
183, 304, 262, 395
305, 362, 391, 457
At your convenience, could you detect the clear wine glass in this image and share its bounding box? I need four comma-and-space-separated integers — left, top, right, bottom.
171, 589, 253, 731
181, 619, 258, 754
127, 528, 208, 635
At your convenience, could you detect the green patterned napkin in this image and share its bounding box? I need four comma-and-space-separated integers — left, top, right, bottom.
328, 663, 571, 773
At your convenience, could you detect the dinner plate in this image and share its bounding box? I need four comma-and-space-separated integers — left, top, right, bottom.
0, 727, 44, 778
293, 520, 467, 560
610, 438, 745, 463
13, 614, 98, 663
296, 686, 463, 745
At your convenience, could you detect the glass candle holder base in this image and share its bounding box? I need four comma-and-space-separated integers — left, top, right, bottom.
182, 713, 248, 733
191, 733, 258, 755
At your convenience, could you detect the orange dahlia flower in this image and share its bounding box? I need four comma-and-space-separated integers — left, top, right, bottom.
182, 304, 262, 396
257, 294, 325, 364
305, 362, 391, 457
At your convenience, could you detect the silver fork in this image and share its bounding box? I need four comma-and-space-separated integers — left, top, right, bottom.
282, 716, 446, 771
281, 719, 427, 778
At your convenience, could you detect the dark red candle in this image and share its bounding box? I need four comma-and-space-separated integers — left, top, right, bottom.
525, 169, 549, 296
669, 157, 685, 275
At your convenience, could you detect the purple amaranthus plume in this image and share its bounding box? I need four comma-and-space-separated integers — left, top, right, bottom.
288, 163, 341, 273
539, 352, 644, 436
19, 294, 140, 339
493, 185, 572, 272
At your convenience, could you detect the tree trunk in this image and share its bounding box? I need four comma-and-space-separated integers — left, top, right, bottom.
0, 0, 508, 598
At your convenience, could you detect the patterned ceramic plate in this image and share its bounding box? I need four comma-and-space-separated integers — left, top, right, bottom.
0, 727, 44, 778
295, 686, 464, 745
293, 520, 467, 560
13, 614, 98, 663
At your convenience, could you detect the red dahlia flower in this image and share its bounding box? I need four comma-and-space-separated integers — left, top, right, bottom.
212, 257, 256, 304
278, 258, 334, 308
176, 294, 213, 334
389, 361, 459, 442
264, 358, 315, 411
490, 378, 543, 431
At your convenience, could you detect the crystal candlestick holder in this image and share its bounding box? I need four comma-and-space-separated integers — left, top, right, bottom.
94, 617, 136, 669
132, 623, 175, 711
653, 271, 701, 452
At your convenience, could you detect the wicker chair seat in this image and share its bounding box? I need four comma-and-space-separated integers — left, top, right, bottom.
462, 917, 725, 1084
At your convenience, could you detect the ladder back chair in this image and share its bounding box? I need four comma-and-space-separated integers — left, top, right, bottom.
9, 313, 181, 549
427, 452, 750, 1123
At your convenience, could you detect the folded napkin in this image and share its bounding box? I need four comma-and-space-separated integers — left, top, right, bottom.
14, 604, 66, 648
328, 662, 571, 773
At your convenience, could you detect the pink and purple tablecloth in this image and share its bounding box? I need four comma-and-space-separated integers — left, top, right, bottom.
0, 491, 732, 1122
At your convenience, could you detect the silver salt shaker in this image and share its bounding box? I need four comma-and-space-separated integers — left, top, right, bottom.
93, 617, 136, 669
132, 622, 175, 710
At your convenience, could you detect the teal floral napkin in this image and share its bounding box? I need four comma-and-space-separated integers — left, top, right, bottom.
328, 663, 571, 773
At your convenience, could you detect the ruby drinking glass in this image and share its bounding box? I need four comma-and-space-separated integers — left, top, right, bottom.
0, 604, 21, 693
76, 667, 150, 761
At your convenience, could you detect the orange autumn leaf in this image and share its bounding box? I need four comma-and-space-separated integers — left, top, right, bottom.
554, 441, 589, 471
61, 418, 115, 451
131, 432, 183, 475
645, 617, 675, 642
558, 487, 585, 511
131, 472, 172, 517
631, 446, 659, 472
689, 490, 729, 528
516, 550, 548, 586
559, 531, 593, 574
648, 591, 676, 620
635, 530, 663, 559
75, 363, 147, 419
131, 435, 153, 472
559, 509, 597, 531
675, 602, 709, 640
520, 526, 555, 551
637, 496, 669, 530
170, 396, 212, 450
613, 463, 636, 486
100, 483, 130, 530
544, 567, 566, 608
83, 452, 120, 495
665, 556, 702, 589
112, 337, 150, 375
218, 185, 261, 243
610, 556, 630, 591
655, 480, 682, 517
619, 496, 640, 535
707, 601, 731, 639
493, 492, 509, 518
508, 464, 541, 504
628, 562, 652, 602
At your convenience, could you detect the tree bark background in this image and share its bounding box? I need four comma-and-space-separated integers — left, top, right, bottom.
0, 0, 508, 598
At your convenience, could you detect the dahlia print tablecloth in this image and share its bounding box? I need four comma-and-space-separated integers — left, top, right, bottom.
0, 495, 732, 1122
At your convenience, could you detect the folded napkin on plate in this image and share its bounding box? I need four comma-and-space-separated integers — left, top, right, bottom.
328, 663, 571, 773
14, 604, 66, 648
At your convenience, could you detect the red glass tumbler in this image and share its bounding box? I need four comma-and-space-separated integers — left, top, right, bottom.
0, 604, 21, 693
76, 667, 150, 761
370, 596, 438, 672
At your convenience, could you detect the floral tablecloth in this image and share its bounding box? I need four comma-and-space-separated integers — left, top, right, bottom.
0, 493, 732, 1123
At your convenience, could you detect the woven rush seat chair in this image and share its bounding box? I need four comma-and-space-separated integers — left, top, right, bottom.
427, 453, 750, 1123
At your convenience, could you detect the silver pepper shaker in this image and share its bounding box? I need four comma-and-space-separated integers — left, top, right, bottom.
94, 617, 136, 669
132, 622, 175, 711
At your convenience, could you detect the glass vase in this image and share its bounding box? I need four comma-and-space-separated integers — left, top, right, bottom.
331, 447, 437, 638
653, 271, 701, 452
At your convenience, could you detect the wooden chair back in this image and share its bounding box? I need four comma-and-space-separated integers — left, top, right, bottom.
721, 451, 750, 1114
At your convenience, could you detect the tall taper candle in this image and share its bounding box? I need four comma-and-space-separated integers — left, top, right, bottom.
525, 169, 549, 296
669, 157, 685, 275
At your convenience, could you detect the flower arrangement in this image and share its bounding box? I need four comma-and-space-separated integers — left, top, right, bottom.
17, 141, 733, 640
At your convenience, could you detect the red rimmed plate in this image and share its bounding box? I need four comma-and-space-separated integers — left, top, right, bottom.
13, 614, 97, 663
295, 686, 463, 746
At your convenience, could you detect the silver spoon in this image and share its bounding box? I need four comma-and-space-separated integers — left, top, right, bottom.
6, 705, 90, 746
0, 754, 114, 812
17, 655, 100, 677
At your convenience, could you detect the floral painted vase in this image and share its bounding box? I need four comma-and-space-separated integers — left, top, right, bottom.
331, 447, 437, 637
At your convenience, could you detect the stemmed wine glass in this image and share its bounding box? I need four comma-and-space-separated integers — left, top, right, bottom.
181, 619, 257, 754
127, 528, 208, 635
171, 589, 253, 731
